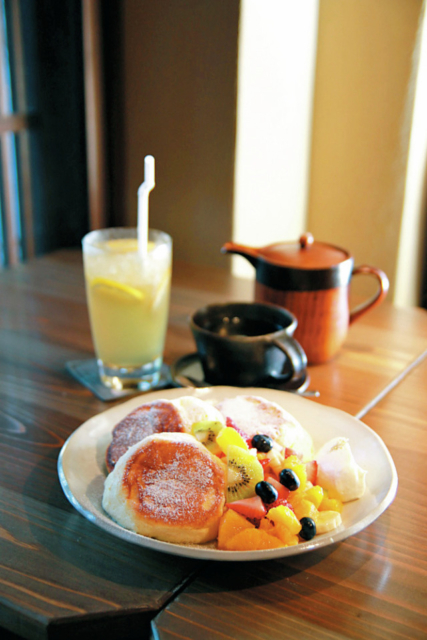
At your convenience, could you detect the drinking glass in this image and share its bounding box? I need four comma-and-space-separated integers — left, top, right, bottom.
82, 227, 172, 390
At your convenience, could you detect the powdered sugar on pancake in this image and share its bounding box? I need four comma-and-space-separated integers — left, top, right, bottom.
105, 399, 185, 472
102, 432, 226, 544
106, 396, 224, 473
216, 395, 314, 461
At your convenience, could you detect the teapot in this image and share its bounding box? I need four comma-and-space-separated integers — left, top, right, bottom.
222, 233, 389, 364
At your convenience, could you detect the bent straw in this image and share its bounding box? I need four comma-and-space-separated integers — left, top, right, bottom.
137, 155, 155, 259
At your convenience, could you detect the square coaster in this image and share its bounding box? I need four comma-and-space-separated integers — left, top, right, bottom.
66, 359, 174, 402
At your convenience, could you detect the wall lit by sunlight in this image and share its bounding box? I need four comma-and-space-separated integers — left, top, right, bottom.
307, 0, 423, 302
232, 0, 319, 278
395, 2, 427, 307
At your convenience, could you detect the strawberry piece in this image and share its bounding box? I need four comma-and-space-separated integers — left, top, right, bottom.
305, 460, 318, 485
265, 476, 290, 501
227, 495, 267, 521
225, 417, 252, 447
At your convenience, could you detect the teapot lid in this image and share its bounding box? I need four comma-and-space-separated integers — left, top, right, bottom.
258, 233, 350, 269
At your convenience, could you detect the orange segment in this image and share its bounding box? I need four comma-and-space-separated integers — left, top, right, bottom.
259, 517, 275, 533
225, 527, 285, 551
217, 509, 254, 549
270, 525, 300, 546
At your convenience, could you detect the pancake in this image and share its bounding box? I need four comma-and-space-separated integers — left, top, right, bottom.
106, 400, 185, 473
106, 396, 226, 473
102, 432, 226, 544
216, 395, 314, 461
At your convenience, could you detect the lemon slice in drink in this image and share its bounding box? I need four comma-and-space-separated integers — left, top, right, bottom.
91, 277, 145, 301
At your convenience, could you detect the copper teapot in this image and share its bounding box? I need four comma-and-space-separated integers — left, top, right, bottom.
222, 233, 389, 364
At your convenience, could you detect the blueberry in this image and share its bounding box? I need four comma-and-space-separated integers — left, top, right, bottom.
299, 517, 316, 541
279, 468, 300, 491
255, 481, 279, 504
251, 434, 273, 453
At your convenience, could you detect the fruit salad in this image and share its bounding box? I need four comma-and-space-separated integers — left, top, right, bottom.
191, 417, 366, 551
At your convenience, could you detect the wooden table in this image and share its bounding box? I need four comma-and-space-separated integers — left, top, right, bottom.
1, 249, 426, 640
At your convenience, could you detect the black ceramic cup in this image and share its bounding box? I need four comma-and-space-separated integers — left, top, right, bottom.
190, 302, 307, 387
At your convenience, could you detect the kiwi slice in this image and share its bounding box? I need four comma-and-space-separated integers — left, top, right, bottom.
191, 420, 224, 455
226, 444, 264, 502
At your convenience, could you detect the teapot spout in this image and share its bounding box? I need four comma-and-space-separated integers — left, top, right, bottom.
221, 241, 260, 268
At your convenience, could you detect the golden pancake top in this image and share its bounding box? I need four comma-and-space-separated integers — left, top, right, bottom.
119, 433, 226, 529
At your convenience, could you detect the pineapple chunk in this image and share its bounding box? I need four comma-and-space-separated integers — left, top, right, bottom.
293, 499, 319, 523
319, 496, 343, 513
268, 505, 302, 536
216, 426, 249, 454
304, 485, 324, 509
282, 455, 307, 489
287, 486, 305, 509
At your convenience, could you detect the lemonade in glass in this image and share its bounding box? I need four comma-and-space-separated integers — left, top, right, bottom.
82, 227, 172, 390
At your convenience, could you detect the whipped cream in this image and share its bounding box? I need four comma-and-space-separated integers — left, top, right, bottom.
316, 437, 367, 502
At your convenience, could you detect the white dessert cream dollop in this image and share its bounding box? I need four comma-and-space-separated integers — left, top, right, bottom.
171, 396, 225, 432
316, 437, 367, 502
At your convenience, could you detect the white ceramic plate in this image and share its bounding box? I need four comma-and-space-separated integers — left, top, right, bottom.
58, 387, 398, 561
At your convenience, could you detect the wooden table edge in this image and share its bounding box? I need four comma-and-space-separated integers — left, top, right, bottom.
355, 348, 427, 419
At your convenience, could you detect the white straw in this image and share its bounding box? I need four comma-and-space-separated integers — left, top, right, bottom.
137, 155, 155, 259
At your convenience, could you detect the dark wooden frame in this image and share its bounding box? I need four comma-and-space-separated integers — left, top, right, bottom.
82, 0, 107, 231
0, 0, 34, 265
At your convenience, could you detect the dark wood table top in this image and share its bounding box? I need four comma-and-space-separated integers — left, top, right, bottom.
1, 249, 426, 640
152, 352, 427, 640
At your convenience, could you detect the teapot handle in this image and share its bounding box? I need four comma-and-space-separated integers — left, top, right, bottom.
268, 336, 307, 383
349, 265, 389, 325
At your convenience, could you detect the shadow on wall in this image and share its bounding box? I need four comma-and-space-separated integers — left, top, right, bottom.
115, 0, 240, 269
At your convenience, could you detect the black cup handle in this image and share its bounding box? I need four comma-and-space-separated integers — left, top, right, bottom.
268, 337, 307, 383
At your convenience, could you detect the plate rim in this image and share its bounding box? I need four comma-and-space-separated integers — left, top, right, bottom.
57, 386, 398, 561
